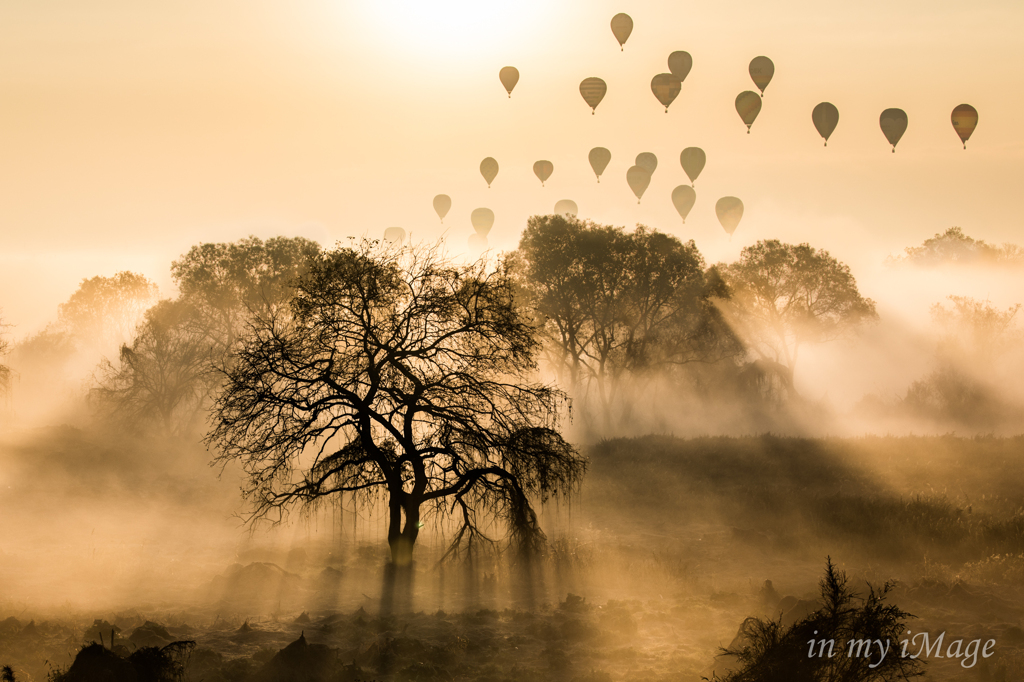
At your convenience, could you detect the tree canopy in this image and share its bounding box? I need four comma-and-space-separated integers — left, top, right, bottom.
720, 239, 877, 396
889, 227, 1024, 267
57, 271, 159, 354
207, 239, 585, 566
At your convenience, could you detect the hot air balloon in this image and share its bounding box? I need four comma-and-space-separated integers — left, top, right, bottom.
384, 227, 406, 244
951, 104, 978, 149
668, 51, 692, 82
626, 165, 651, 203
749, 56, 774, 96
671, 186, 696, 223
471, 208, 494, 237
554, 199, 578, 217
433, 194, 451, 223
651, 73, 682, 113
679, 147, 705, 186
533, 160, 553, 186
716, 197, 743, 236
589, 147, 611, 182
480, 157, 499, 187
812, 102, 839, 146
736, 91, 762, 133
468, 233, 488, 251
610, 13, 633, 50
499, 66, 519, 97
879, 108, 908, 152
635, 152, 657, 174
580, 78, 607, 114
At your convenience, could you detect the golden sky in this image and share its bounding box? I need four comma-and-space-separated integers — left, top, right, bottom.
1, 0, 1022, 334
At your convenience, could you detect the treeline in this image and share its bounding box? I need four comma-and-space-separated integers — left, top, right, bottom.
0, 219, 1020, 436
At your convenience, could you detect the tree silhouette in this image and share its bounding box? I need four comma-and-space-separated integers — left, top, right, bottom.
58, 271, 159, 355
720, 240, 877, 398
207, 239, 585, 567
0, 313, 11, 400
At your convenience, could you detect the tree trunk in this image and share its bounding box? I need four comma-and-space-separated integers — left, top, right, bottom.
387, 497, 420, 567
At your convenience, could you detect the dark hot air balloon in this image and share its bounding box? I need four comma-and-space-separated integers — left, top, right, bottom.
736, 91, 762, 133
668, 51, 692, 82
499, 66, 519, 97
635, 152, 657, 174
626, 165, 651, 203
749, 56, 774, 95
589, 147, 611, 182
480, 157, 499, 187
716, 197, 743, 236
580, 77, 607, 114
471, 208, 494, 237
610, 13, 633, 50
671, 186, 696, 223
651, 73, 682, 112
533, 160, 553, 186
879, 108, 908, 152
812, 102, 839, 146
433, 194, 451, 223
679, 147, 705, 185
951, 104, 978, 149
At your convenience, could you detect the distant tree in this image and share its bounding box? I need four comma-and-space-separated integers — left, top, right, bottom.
94, 236, 320, 435
92, 300, 215, 435
0, 312, 11, 400
57, 271, 159, 353
930, 295, 1020, 370
889, 227, 1024, 267
509, 214, 739, 424
207, 239, 586, 567
720, 240, 877, 398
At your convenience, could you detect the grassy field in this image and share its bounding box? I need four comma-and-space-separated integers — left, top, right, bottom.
3, 431, 1024, 680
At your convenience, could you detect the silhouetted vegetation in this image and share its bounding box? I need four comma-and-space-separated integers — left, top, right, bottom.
207, 238, 585, 566
888, 227, 1024, 267
718, 239, 877, 400
707, 559, 923, 681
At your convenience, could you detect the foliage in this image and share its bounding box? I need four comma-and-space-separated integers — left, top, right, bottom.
888, 227, 1024, 267
57, 271, 159, 353
707, 558, 923, 682
0, 313, 11, 400
508, 214, 740, 424
207, 239, 586, 565
719, 239, 877, 397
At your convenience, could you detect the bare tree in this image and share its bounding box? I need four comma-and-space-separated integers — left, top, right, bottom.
207, 239, 586, 567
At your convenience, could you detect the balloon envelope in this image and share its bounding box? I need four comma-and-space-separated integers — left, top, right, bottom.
716, 197, 744, 236
471, 208, 494, 236
499, 66, 519, 97
951, 104, 978, 149
554, 199, 578, 217
580, 78, 607, 113
812, 102, 840, 146
433, 194, 451, 222
749, 56, 774, 94
679, 147, 706, 185
480, 157, 499, 187
651, 73, 682, 112
626, 165, 652, 203
610, 13, 633, 49
879, 108, 908, 151
635, 152, 657, 174
533, 160, 554, 186
736, 92, 762, 132
383, 227, 405, 244
668, 51, 692, 81
589, 147, 611, 182
671, 186, 696, 223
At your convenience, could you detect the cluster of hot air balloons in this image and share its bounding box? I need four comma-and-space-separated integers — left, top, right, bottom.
384, 10, 983, 247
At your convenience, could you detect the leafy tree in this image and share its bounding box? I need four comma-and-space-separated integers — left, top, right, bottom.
0, 312, 11, 400
509, 215, 739, 424
207, 239, 586, 567
57, 271, 159, 354
720, 240, 877, 398
889, 227, 1024, 267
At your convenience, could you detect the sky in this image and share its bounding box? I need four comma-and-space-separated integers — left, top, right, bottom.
1, 0, 1023, 337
